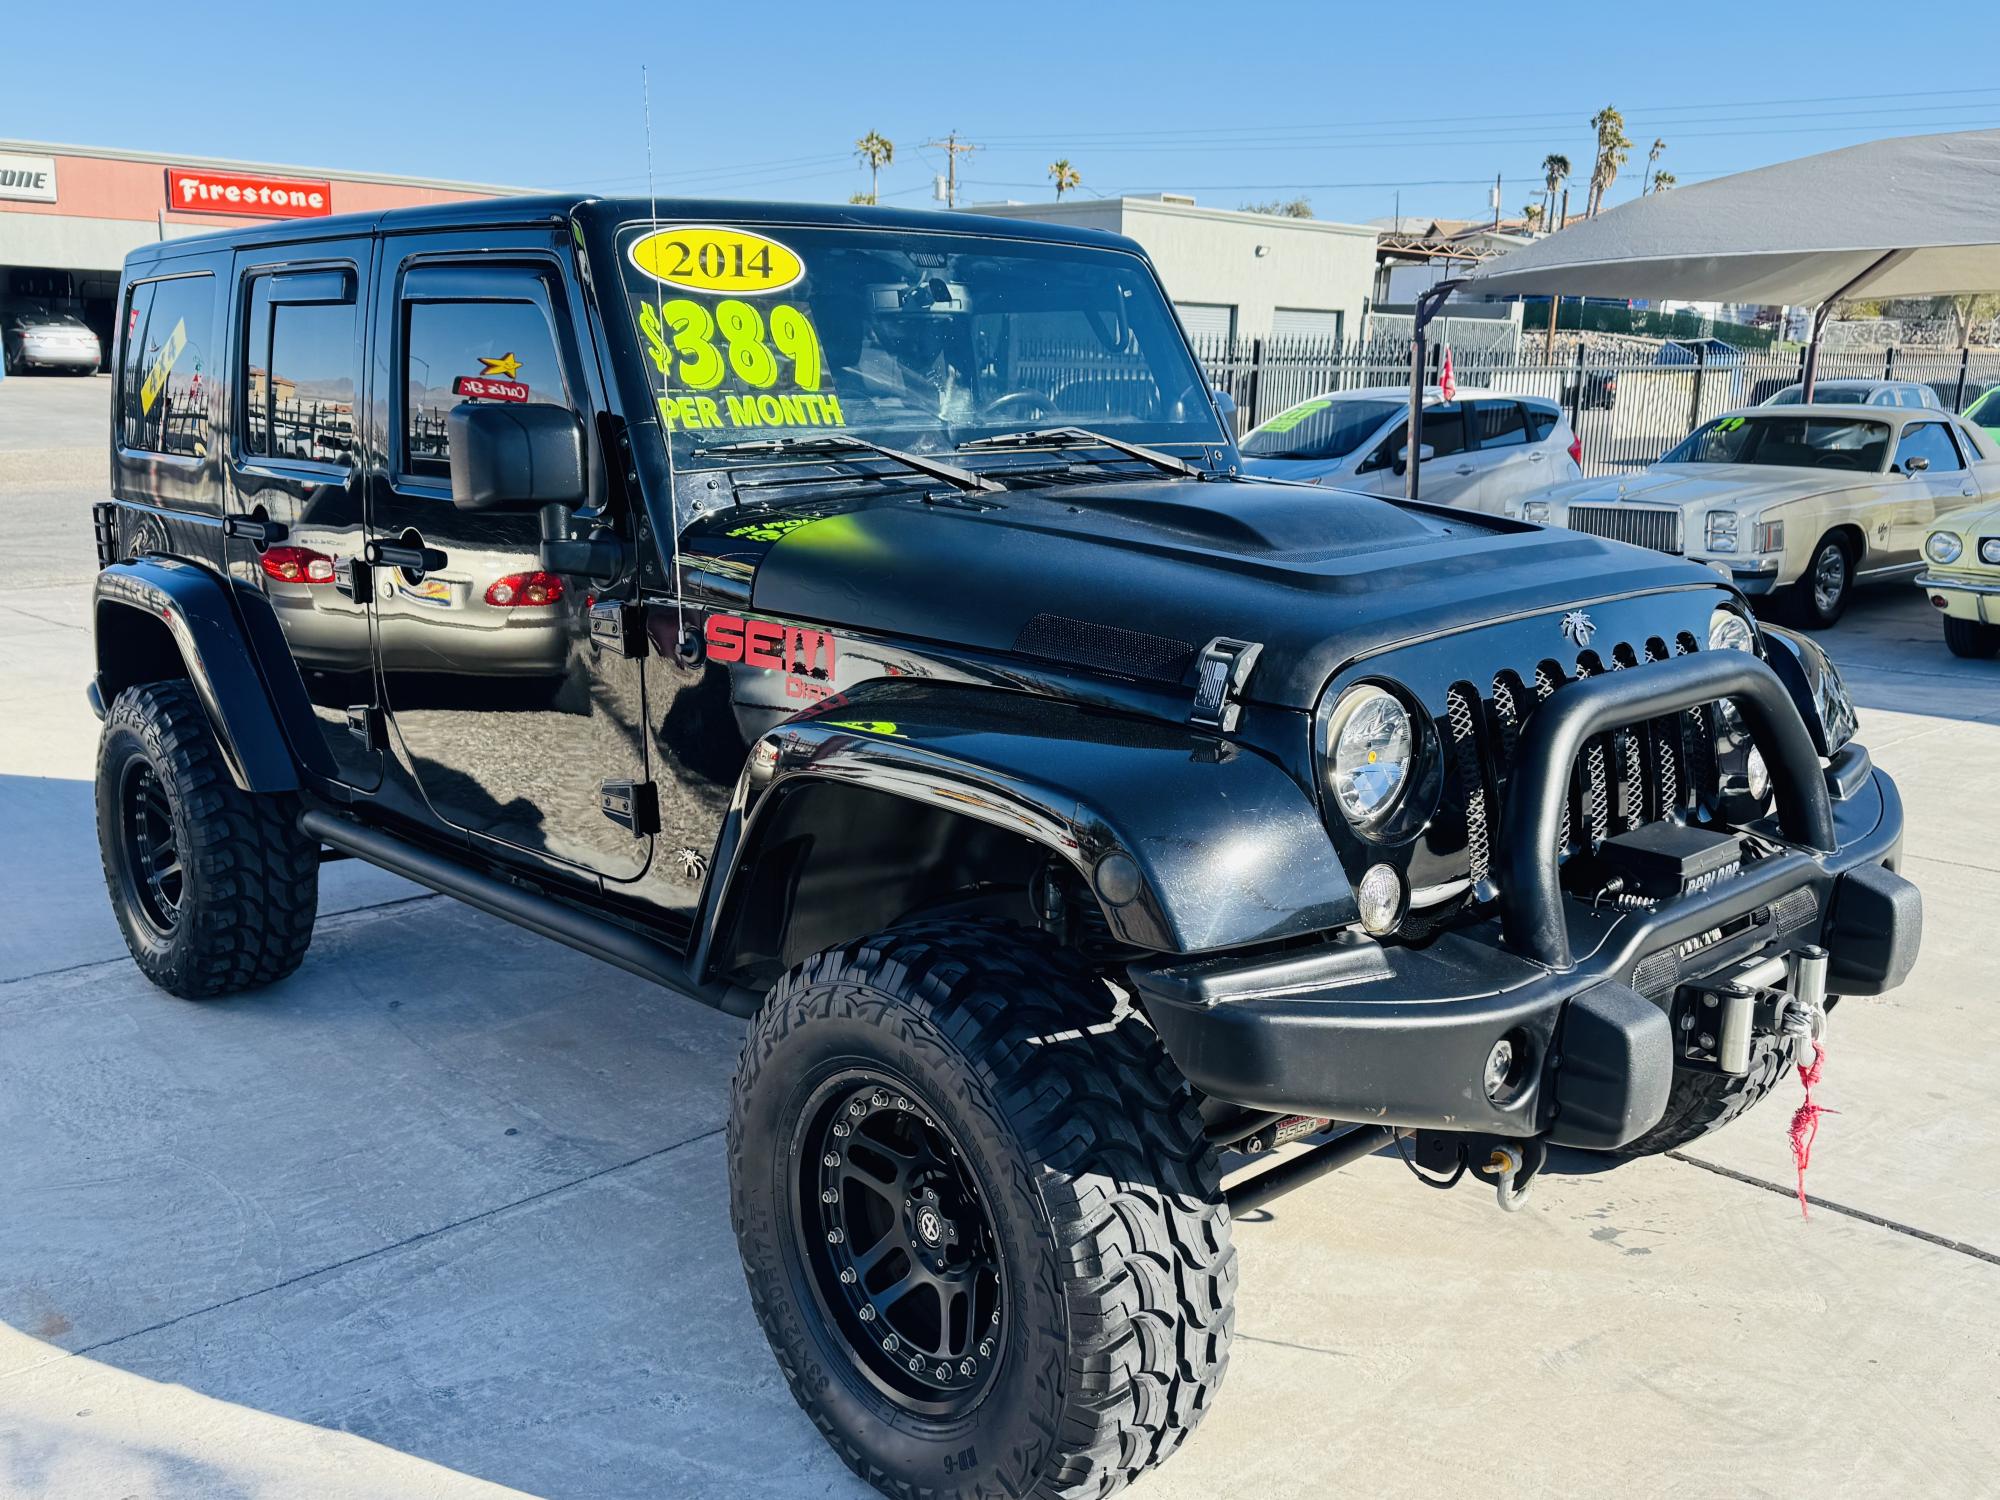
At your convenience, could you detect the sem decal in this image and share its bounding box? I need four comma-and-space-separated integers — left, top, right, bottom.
706, 613, 839, 698
139, 318, 189, 416
629, 227, 805, 296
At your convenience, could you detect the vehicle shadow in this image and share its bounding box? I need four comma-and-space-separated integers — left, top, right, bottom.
0, 884, 871, 1499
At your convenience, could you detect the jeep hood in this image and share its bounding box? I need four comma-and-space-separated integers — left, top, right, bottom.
1548, 464, 1865, 514
741, 479, 1720, 710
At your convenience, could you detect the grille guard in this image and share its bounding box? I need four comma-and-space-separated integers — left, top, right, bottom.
1499, 651, 1837, 969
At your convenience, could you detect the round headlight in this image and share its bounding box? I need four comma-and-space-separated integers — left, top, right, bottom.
1980, 538, 2000, 566
1708, 607, 1756, 654
1927, 531, 1964, 565
1326, 685, 1413, 826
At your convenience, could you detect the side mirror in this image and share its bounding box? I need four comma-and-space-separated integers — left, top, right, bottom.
1902, 454, 1930, 474
1392, 443, 1436, 474
448, 403, 587, 511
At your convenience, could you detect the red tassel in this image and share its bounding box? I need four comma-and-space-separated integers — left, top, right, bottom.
1788, 1041, 1837, 1218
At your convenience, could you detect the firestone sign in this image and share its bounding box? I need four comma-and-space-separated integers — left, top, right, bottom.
167, 167, 332, 219
0, 151, 59, 203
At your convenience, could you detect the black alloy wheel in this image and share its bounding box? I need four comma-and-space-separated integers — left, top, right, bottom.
117, 757, 185, 936
794, 1070, 1004, 1418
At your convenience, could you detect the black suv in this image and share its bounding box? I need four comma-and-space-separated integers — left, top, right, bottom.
89, 197, 1919, 1500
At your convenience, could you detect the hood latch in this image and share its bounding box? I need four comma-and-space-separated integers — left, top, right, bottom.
1189, 637, 1263, 733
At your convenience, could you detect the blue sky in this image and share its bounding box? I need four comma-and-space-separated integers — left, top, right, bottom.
7, 0, 1991, 226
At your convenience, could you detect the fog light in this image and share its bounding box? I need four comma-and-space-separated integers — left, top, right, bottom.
1093, 852, 1141, 907
1745, 747, 1770, 802
1483, 1038, 1515, 1100
1357, 863, 1405, 935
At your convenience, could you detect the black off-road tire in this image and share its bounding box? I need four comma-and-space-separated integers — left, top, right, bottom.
96, 680, 318, 998
1619, 1036, 1793, 1157
729, 920, 1235, 1500
1943, 615, 2000, 659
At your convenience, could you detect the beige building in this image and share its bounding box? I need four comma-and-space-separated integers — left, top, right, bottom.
966, 195, 1377, 347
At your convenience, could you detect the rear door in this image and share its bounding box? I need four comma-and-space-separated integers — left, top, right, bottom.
222, 235, 381, 790
364, 228, 650, 881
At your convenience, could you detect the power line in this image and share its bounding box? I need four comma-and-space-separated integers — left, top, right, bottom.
923, 131, 979, 208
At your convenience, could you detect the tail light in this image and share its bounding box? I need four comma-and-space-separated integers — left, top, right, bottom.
485, 571, 564, 607
260, 546, 337, 585
1568, 434, 1583, 466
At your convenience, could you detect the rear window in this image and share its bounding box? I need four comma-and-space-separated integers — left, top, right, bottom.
1526, 404, 1559, 441
119, 273, 215, 458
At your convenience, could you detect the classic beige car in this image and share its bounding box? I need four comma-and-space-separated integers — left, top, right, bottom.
1525, 405, 2000, 626
1918, 498, 2000, 657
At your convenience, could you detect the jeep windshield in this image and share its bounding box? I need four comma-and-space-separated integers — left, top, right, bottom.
1660, 413, 1892, 471
614, 221, 1227, 471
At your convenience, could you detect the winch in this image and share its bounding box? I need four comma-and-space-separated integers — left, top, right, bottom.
1676, 943, 1830, 1074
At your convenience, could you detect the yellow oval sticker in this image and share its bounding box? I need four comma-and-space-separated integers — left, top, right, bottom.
628, 226, 804, 296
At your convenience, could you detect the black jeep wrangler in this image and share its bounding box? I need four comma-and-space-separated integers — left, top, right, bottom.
90, 198, 1919, 1499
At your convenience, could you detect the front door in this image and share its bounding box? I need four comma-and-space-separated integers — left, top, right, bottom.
1885, 419, 1967, 567
223, 236, 382, 790
364, 235, 650, 880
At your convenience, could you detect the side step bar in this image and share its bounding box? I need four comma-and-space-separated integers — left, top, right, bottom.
1223, 1125, 1407, 1215
299, 809, 764, 1018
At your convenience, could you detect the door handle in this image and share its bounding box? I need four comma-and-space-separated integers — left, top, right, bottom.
365, 539, 449, 575
1454, 465, 1475, 476
223, 515, 287, 546
1528, 450, 1545, 461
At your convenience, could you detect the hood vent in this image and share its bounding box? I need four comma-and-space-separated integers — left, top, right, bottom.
1014, 613, 1195, 684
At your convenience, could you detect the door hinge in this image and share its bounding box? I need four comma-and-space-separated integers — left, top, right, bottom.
589, 598, 648, 660
1188, 637, 1263, 733
345, 704, 385, 752
600, 778, 659, 836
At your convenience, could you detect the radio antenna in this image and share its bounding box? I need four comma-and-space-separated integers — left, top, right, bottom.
642, 64, 690, 656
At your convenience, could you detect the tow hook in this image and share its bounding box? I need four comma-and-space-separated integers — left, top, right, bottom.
1486, 1146, 1532, 1213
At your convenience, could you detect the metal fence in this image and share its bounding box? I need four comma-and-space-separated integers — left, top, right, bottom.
1192, 334, 2000, 479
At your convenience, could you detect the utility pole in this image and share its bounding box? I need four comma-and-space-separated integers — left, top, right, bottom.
925, 131, 979, 209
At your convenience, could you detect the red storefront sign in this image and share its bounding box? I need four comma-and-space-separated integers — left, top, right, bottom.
452, 375, 531, 403
167, 167, 332, 219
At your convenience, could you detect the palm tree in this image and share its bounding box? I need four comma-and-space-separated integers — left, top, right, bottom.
1643, 136, 1666, 195
1048, 159, 1081, 200
1541, 153, 1571, 229
1650, 171, 1677, 194
1585, 107, 1633, 217
854, 131, 893, 206
1522, 202, 1544, 232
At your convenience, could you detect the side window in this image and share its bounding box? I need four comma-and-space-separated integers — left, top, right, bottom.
1898, 421, 1963, 473
120, 273, 215, 457
241, 269, 359, 468
1421, 404, 1468, 459
1525, 404, 1560, 442
403, 280, 571, 477
1473, 400, 1528, 450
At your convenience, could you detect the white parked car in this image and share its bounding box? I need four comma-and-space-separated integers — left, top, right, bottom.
1760, 378, 1941, 409
1529, 405, 2000, 626
1237, 386, 1583, 512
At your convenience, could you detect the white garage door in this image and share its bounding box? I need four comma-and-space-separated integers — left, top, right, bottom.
1174, 302, 1236, 347
1271, 307, 1342, 343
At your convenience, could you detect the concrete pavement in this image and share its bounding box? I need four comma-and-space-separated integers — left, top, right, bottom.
2, 374, 1995, 1499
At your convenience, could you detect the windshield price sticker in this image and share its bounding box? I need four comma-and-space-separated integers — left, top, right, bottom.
629, 227, 804, 296
1261, 399, 1329, 434
639, 294, 845, 433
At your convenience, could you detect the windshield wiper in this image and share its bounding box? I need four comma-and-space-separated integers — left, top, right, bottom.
694, 433, 1001, 493
957, 426, 1196, 477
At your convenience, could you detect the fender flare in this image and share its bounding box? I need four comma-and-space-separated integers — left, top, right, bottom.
691, 682, 1355, 977
91, 558, 321, 793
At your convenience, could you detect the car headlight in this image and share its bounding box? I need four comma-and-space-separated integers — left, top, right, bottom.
1709, 606, 1757, 654
1324, 684, 1413, 827
1927, 531, 1964, 565
1522, 500, 1552, 525
1981, 537, 2000, 566
1705, 510, 1740, 553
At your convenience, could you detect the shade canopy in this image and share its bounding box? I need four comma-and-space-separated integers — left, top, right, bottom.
1461, 129, 2000, 307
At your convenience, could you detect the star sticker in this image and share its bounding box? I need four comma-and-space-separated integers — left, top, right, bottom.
477, 352, 522, 379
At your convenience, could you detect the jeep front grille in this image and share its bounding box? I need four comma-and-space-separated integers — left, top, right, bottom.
1441, 632, 1721, 890
1566, 505, 1683, 555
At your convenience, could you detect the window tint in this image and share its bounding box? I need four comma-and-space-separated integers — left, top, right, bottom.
404, 295, 569, 474
242, 274, 360, 467
1242, 398, 1401, 460
120, 274, 215, 457
1472, 400, 1528, 449
1362, 405, 1467, 470
1525, 404, 1559, 442
1898, 420, 1963, 473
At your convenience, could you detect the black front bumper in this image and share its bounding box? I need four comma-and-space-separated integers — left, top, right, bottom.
1132, 744, 1917, 1152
